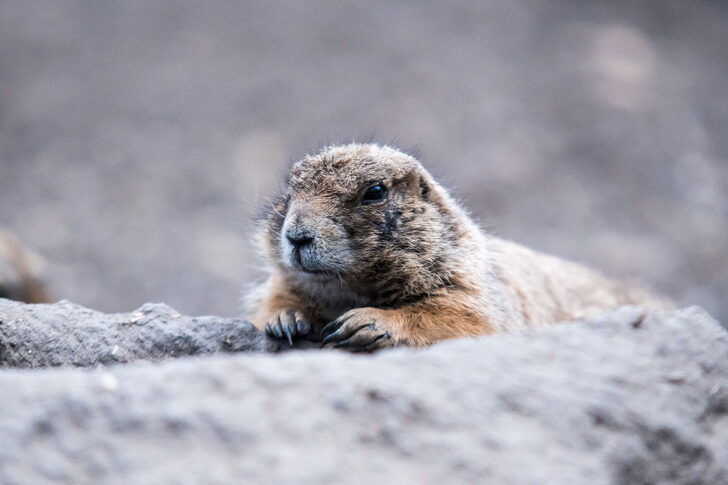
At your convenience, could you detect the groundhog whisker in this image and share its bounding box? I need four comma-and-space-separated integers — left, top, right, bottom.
270, 204, 285, 220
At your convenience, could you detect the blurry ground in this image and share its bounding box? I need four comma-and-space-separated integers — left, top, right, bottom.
0, 0, 726, 321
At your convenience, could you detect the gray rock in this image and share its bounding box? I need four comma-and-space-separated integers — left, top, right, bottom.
0, 299, 277, 367
0, 305, 726, 484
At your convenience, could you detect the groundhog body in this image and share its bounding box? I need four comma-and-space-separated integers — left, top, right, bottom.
245, 144, 669, 350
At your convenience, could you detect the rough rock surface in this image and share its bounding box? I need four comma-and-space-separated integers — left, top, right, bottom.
0, 304, 726, 484
0, 299, 276, 367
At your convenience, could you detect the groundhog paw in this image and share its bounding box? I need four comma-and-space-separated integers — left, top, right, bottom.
264, 310, 311, 346
319, 308, 395, 352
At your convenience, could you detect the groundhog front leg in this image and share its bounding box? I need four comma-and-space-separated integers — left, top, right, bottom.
247, 277, 315, 345
320, 296, 491, 351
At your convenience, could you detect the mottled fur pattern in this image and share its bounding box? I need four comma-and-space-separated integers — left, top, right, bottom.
245, 144, 670, 349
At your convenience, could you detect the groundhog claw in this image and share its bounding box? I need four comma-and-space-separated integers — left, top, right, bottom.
334, 331, 390, 351
346, 333, 391, 352
320, 322, 374, 347
318, 314, 352, 342
264, 310, 310, 346
320, 310, 393, 352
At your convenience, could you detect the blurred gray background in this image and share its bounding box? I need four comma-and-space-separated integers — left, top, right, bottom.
1, 0, 726, 322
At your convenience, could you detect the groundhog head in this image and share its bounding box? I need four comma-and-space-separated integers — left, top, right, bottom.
261, 143, 457, 296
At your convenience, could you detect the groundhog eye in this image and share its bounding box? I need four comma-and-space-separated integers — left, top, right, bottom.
361, 183, 388, 204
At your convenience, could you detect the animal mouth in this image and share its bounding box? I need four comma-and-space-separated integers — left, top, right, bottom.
295, 261, 336, 277
291, 248, 336, 277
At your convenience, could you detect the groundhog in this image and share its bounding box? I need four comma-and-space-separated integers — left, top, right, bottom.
0, 228, 49, 304
245, 143, 670, 350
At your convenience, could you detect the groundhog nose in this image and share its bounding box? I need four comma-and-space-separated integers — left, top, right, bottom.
286, 231, 314, 248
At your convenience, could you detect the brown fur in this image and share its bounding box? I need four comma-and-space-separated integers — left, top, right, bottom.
245, 144, 670, 349
0, 228, 49, 304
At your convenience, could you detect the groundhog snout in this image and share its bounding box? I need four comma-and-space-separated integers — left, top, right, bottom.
283, 212, 319, 248
280, 209, 352, 274
285, 226, 314, 249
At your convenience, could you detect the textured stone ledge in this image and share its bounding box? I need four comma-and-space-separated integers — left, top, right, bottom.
0, 299, 277, 367
0, 304, 726, 484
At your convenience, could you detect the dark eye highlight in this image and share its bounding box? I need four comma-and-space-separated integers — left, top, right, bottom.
361, 183, 388, 204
